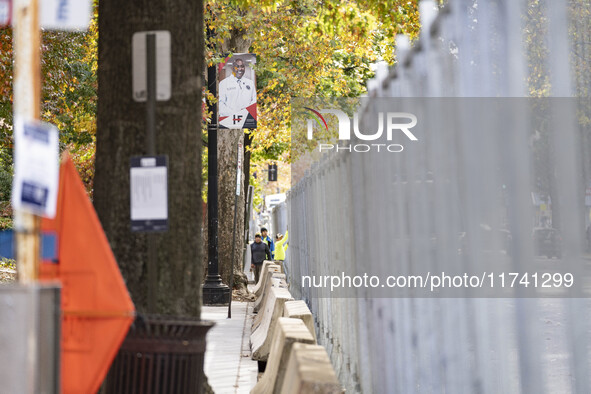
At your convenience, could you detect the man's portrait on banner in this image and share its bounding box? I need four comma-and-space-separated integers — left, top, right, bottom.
218, 54, 257, 129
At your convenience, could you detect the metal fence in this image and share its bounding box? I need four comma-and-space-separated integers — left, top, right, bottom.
270, 202, 288, 241
284, 0, 591, 393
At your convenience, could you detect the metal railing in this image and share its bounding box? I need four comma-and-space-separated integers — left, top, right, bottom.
285, 0, 591, 392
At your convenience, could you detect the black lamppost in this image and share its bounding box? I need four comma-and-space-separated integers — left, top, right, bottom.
202, 24, 230, 305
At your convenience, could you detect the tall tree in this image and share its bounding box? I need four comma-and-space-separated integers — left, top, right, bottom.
95, 0, 204, 316
203, 0, 419, 287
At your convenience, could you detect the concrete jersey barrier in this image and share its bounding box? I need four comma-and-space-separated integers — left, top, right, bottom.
253, 272, 287, 314
252, 273, 288, 332
251, 318, 316, 394
253, 261, 280, 297
283, 300, 317, 343
250, 287, 294, 361
279, 342, 342, 394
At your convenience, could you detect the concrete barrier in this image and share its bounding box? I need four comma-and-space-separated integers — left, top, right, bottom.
251, 318, 315, 394
273, 260, 284, 274
252, 261, 280, 297
279, 342, 342, 394
252, 274, 288, 332
283, 300, 317, 343
250, 287, 294, 361
253, 272, 287, 313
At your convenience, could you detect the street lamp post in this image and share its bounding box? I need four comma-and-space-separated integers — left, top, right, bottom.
202, 25, 230, 306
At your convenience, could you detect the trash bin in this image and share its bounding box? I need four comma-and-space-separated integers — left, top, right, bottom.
103, 315, 214, 394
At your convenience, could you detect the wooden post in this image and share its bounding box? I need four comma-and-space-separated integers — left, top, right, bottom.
13, 0, 42, 283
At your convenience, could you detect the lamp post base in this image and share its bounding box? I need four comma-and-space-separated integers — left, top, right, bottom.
202, 276, 230, 306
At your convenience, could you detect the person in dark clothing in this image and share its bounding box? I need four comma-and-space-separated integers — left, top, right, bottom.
260, 227, 275, 259
251, 233, 271, 284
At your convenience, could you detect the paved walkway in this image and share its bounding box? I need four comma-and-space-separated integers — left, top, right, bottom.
203, 301, 258, 393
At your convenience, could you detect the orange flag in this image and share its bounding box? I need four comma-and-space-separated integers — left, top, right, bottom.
41, 152, 135, 394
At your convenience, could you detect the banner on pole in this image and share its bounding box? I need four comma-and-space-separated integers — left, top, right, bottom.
218, 54, 257, 129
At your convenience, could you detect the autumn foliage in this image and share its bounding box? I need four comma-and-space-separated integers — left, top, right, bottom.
0, 3, 98, 203
206, 0, 419, 165
1, 1, 420, 206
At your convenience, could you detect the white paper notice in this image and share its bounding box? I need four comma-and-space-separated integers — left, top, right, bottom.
12, 119, 59, 218
130, 156, 168, 232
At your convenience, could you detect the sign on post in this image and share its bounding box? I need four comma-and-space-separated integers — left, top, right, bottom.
268, 163, 277, 182
132, 31, 171, 102
130, 156, 168, 232
40, 0, 92, 31
0, 0, 10, 27
12, 119, 59, 218
236, 142, 243, 196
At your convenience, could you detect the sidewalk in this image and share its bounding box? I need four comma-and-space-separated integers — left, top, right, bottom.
203, 301, 258, 393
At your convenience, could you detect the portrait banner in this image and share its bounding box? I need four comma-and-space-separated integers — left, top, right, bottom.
218, 53, 257, 129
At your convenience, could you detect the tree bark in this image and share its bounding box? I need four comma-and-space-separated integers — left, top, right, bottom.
95, 0, 204, 317
216, 129, 245, 286
203, 35, 252, 289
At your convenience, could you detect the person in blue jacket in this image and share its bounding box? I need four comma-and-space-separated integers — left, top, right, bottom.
260, 227, 274, 259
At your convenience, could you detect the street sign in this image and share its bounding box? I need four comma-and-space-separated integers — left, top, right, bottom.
40, 0, 92, 31
236, 142, 243, 196
132, 31, 171, 102
41, 154, 135, 394
130, 156, 169, 232
0, 0, 10, 27
12, 119, 59, 218
268, 163, 278, 182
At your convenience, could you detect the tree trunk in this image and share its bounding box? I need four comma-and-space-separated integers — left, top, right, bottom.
203, 35, 252, 290
95, 0, 204, 317
217, 129, 245, 287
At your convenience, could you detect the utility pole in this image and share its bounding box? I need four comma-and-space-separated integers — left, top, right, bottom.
13, 0, 41, 282
202, 21, 230, 305
3, 2, 61, 393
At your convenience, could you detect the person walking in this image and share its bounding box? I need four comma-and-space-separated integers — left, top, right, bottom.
274, 230, 288, 261
251, 233, 271, 284
274, 230, 289, 275
261, 227, 275, 259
